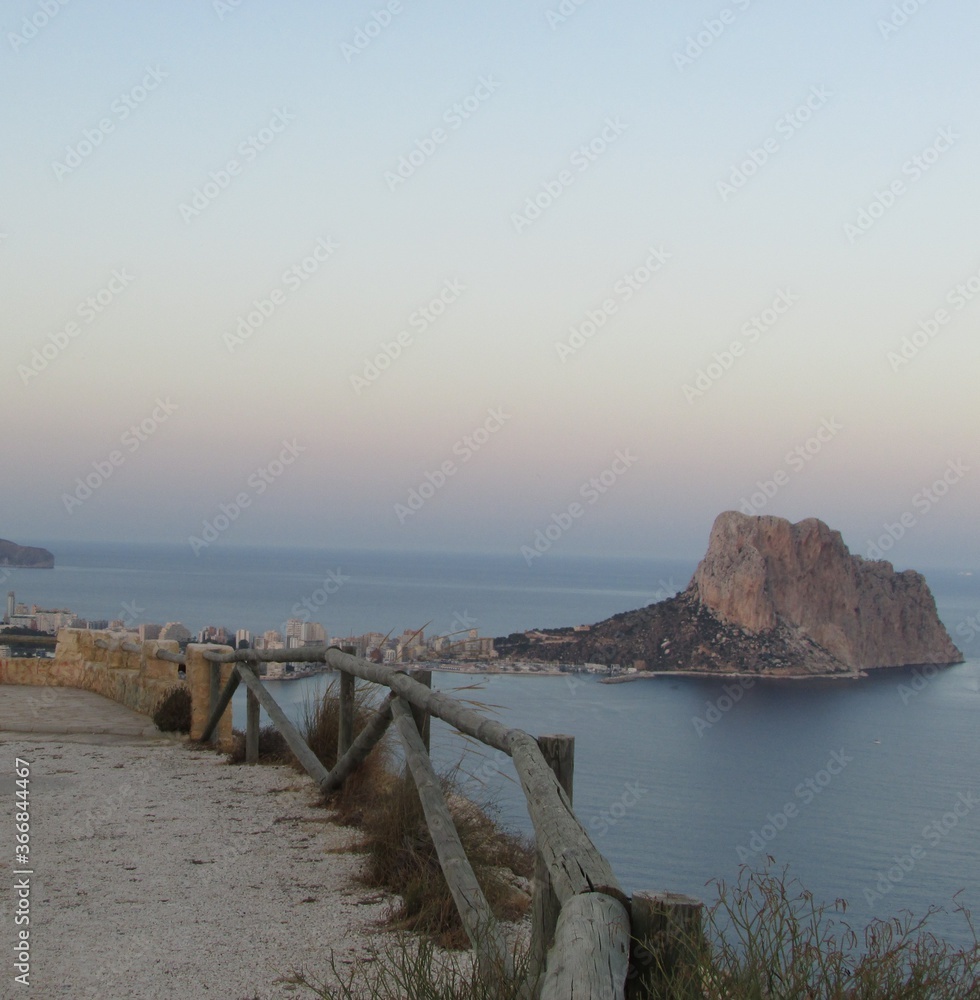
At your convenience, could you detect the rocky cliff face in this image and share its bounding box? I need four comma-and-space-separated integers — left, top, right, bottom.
691, 512, 961, 669
495, 513, 963, 675
0, 538, 55, 569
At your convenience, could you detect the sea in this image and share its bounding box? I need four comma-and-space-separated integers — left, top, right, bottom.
5, 541, 979, 948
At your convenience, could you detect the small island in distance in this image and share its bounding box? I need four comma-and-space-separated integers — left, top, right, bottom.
0, 538, 54, 569
496, 511, 964, 678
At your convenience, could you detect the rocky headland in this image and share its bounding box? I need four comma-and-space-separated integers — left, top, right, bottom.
0, 538, 54, 569
495, 512, 963, 676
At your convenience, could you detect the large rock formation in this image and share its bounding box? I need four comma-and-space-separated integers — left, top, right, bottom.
689, 512, 962, 669
495, 512, 963, 675
0, 538, 54, 569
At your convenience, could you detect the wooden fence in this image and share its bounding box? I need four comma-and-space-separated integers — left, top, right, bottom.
93, 637, 705, 999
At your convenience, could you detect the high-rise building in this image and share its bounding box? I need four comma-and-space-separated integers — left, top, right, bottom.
6, 591, 14, 622
262, 630, 285, 650
302, 622, 327, 645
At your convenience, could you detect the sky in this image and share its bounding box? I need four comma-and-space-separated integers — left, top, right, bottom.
2, 0, 978, 569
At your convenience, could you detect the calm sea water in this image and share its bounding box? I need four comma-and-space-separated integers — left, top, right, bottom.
6, 543, 979, 947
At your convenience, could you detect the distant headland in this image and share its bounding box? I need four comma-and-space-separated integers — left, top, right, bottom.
0, 539, 54, 569
496, 512, 964, 677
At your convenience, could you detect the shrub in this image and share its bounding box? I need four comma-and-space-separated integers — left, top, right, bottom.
227, 724, 295, 765
629, 862, 980, 1000
152, 684, 191, 733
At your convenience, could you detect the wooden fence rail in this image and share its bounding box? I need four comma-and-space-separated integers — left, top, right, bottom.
84, 636, 705, 998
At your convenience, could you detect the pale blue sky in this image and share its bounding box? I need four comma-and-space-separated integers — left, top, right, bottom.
3, 0, 978, 567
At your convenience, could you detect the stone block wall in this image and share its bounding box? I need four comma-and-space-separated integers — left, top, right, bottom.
185, 643, 235, 748
0, 628, 186, 722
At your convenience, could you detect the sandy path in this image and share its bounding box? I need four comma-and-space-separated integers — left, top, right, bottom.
1, 733, 387, 999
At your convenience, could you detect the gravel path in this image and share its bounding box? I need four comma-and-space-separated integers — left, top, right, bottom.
1, 733, 388, 999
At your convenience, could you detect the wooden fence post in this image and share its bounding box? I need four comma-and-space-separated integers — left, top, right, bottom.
409, 668, 432, 752
390, 696, 512, 980
209, 660, 221, 727
627, 891, 706, 999
245, 664, 260, 764
338, 669, 355, 760
530, 734, 574, 992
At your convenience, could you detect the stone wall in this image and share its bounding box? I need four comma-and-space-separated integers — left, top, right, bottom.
0, 632, 238, 748
0, 628, 185, 721
185, 643, 235, 747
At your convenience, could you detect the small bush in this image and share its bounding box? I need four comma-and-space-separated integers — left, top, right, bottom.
629, 862, 980, 1000
227, 724, 295, 765
152, 685, 191, 733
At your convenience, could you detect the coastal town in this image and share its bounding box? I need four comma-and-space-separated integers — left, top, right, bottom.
0, 589, 637, 679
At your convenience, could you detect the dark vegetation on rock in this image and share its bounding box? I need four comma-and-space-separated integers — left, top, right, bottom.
0, 538, 54, 568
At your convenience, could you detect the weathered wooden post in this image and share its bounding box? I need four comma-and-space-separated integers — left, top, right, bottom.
338, 670, 355, 760
244, 664, 260, 764
209, 660, 221, 725
530, 734, 575, 991
408, 668, 432, 752
627, 891, 706, 999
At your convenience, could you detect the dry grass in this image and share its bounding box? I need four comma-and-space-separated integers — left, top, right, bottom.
296, 862, 980, 1000
227, 724, 294, 765
629, 861, 980, 1000
296, 678, 533, 947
